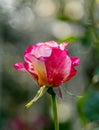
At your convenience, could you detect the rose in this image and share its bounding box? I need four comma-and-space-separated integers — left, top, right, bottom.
14, 41, 80, 87
14, 41, 80, 108
14, 40, 80, 128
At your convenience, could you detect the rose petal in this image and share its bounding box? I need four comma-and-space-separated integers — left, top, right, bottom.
45, 48, 71, 86
14, 62, 26, 72
71, 57, 80, 66
64, 67, 77, 82
63, 58, 80, 82
24, 53, 48, 86
33, 45, 52, 58
24, 44, 52, 58
24, 62, 38, 80
37, 40, 58, 47
14, 62, 38, 80
59, 42, 70, 50
24, 45, 34, 54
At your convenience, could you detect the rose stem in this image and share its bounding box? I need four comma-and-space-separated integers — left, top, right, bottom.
47, 88, 59, 130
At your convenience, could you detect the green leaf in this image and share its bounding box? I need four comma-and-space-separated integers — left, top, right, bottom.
59, 36, 80, 43
77, 92, 99, 125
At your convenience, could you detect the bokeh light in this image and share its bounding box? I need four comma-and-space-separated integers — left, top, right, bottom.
34, 0, 58, 17
9, 6, 35, 32
64, 1, 84, 20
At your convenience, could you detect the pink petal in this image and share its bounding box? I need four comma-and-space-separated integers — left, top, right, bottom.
24, 53, 32, 63
64, 67, 77, 82
14, 62, 38, 80
14, 62, 26, 72
37, 40, 58, 47
63, 58, 80, 82
24, 41, 69, 59
32, 60, 48, 86
70, 67, 77, 77
24, 62, 38, 80
71, 57, 80, 66
24, 53, 48, 86
45, 48, 71, 86
24, 44, 52, 58
59, 42, 70, 50
24, 45, 34, 54
33, 45, 52, 58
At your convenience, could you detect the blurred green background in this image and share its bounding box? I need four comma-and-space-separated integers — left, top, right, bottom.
0, 0, 99, 130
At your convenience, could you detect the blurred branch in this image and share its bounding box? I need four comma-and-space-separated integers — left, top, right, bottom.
89, 0, 99, 44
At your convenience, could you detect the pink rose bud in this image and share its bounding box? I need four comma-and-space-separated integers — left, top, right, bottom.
14, 41, 80, 87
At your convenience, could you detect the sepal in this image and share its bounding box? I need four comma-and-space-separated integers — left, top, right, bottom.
25, 86, 48, 108
53, 87, 62, 98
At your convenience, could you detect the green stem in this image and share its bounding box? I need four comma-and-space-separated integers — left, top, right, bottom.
52, 93, 59, 130
47, 88, 59, 130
